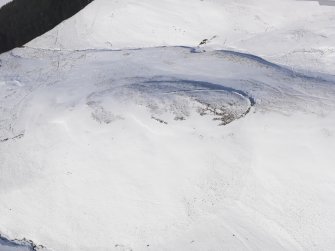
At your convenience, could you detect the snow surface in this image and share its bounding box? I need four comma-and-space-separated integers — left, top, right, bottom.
1, 46, 335, 251
28, 0, 335, 74
1, 0, 335, 251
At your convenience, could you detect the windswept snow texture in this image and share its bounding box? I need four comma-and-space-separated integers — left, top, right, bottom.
28, 0, 335, 74
1, 46, 335, 250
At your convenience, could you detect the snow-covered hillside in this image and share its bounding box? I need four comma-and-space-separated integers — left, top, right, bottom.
1, 46, 335, 251
1, 0, 335, 251
28, 0, 335, 73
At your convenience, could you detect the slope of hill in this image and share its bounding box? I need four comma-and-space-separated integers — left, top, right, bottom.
1, 45, 335, 251
1, 1, 335, 251
28, 0, 335, 73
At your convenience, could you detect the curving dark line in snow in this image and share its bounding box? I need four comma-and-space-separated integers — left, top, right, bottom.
187, 46, 335, 84
141, 79, 255, 125
0, 133, 24, 143
143, 79, 256, 106
217, 50, 335, 84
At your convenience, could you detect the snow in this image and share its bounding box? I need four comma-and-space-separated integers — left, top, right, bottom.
1, 46, 335, 250
1, 0, 335, 250
28, 0, 335, 73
